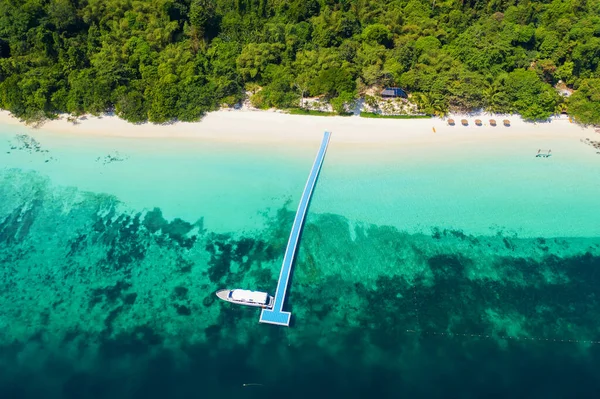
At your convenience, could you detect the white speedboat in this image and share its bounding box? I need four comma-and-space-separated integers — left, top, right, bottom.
216, 289, 274, 309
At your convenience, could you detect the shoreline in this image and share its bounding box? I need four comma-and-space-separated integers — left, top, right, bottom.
0, 109, 596, 146
2, 108, 600, 239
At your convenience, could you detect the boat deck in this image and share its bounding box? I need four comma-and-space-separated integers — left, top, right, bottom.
259, 131, 331, 326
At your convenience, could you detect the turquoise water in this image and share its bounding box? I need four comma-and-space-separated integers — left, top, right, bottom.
1, 123, 600, 397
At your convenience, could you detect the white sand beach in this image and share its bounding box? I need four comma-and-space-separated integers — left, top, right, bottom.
0, 109, 596, 148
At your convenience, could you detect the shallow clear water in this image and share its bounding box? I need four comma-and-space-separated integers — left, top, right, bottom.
1, 124, 599, 398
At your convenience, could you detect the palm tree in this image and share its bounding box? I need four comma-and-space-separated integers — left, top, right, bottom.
413, 92, 448, 117
555, 99, 568, 116
482, 78, 509, 114
293, 74, 311, 109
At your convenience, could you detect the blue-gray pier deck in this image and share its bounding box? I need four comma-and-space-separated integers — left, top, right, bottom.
259, 131, 331, 326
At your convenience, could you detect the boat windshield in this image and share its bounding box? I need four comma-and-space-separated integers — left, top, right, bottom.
231, 290, 268, 304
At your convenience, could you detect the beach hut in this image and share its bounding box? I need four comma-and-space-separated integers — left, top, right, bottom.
503, 119, 511, 127
489, 119, 497, 126
475, 119, 482, 126
381, 87, 408, 99
447, 119, 455, 126
461, 119, 468, 126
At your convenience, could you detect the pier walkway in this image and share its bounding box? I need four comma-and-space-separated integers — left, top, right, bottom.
259, 131, 331, 326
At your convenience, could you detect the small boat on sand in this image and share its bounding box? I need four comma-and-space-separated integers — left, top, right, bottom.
216, 289, 274, 309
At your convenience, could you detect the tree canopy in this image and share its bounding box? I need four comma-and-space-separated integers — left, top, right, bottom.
0, 0, 599, 123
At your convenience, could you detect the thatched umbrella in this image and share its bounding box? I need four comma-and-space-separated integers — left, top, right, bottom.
461, 119, 468, 126
475, 119, 482, 126
489, 119, 497, 126
447, 118, 455, 126
503, 119, 511, 127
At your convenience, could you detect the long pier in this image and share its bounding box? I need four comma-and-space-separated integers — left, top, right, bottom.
259, 131, 331, 326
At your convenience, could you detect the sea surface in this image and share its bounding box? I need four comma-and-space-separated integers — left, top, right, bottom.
1, 122, 600, 398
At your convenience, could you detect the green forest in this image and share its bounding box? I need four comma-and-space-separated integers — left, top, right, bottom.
0, 0, 599, 124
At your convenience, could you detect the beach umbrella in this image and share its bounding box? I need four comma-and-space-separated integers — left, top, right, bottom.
461, 119, 468, 126
447, 119, 455, 126
489, 119, 497, 126
503, 119, 511, 127
475, 119, 482, 126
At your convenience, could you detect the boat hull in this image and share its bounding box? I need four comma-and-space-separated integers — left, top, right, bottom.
216, 289, 274, 309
